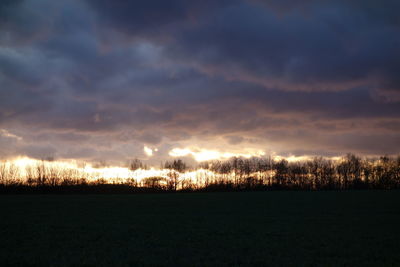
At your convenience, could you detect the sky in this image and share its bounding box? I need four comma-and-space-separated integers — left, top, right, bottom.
0, 0, 399, 166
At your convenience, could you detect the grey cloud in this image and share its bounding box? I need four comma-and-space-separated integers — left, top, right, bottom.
0, 0, 399, 163
225, 136, 245, 145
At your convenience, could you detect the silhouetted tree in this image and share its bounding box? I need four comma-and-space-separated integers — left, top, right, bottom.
165, 159, 187, 191
130, 158, 143, 171
274, 159, 289, 187
1, 154, 400, 192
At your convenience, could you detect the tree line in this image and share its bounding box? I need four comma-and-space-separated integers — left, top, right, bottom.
196, 154, 400, 190
0, 154, 399, 193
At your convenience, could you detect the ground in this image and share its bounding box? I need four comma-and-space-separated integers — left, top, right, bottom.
0, 191, 399, 266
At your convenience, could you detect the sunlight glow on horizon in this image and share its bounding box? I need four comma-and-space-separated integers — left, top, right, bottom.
1, 153, 345, 185
169, 147, 266, 162
0, 157, 221, 187
272, 155, 311, 162
4, 157, 170, 182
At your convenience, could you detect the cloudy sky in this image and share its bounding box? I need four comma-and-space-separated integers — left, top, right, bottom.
1, 0, 399, 165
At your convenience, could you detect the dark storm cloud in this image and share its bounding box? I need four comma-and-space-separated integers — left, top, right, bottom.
88, 0, 400, 96
86, 0, 235, 38
168, 1, 400, 95
251, 0, 400, 26
0, 0, 399, 162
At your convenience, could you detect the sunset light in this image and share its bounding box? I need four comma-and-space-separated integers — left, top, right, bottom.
1, 0, 399, 265
169, 148, 266, 162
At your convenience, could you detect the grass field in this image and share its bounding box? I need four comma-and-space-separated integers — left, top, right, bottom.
0, 191, 399, 266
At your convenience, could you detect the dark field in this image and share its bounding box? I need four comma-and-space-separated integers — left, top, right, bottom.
1, 191, 399, 266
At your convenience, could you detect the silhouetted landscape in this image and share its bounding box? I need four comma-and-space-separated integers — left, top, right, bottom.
1, 154, 399, 193
2, 0, 400, 265
2, 155, 399, 266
